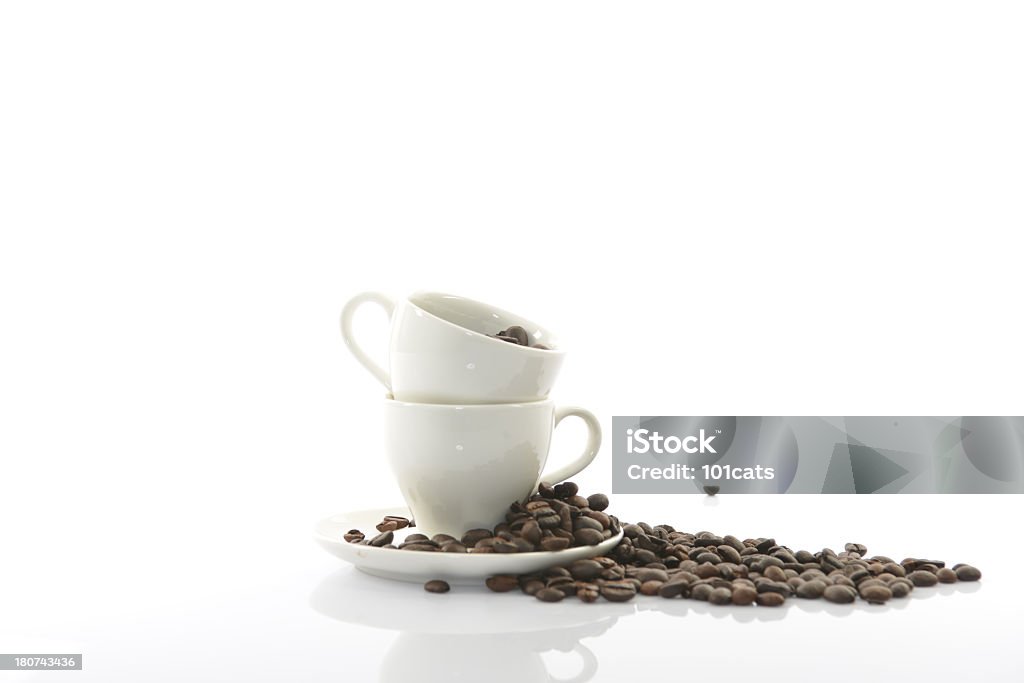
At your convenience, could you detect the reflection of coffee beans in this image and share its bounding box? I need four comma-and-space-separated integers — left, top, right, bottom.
345, 481, 981, 607
489, 325, 550, 349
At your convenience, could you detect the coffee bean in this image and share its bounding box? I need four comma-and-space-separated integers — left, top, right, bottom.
709, 587, 733, 605
636, 568, 670, 583
908, 570, 939, 587
658, 579, 690, 598
494, 334, 520, 344
823, 585, 857, 603
424, 580, 450, 593
764, 565, 787, 582
889, 579, 913, 598
845, 542, 868, 556
568, 560, 602, 581
796, 580, 826, 599
730, 585, 756, 605
522, 579, 545, 596
718, 545, 742, 564
577, 583, 600, 602
860, 585, 893, 604
600, 581, 637, 602
375, 520, 399, 532
535, 587, 564, 602
586, 510, 611, 529
537, 482, 556, 498
586, 493, 610, 511
691, 584, 713, 601
343, 529, 364, 543
540, 537, 571, 551
492, 539, 519, 553
383, 515, 411, 529
756, 592, 785, 606
574, 516, 604, 532
401, 543, 439, 552
640, 580, 664, 596
369, 530, 393, 547
703, 485, 720, 496
520, 521, 541, 545
442, 542, 467, 553
485, 575, 520, 592
955, 565, 982, 581
461, 529, 492, 546
505, 325, 529, 345
695, 552, 720, 565
574, 528, 604, 546
936, 567, 958, 583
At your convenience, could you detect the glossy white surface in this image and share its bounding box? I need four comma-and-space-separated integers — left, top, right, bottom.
315, 507, 623, 584
383, 399, 601, 535
4, 1, 1024, 680
3, 496, 1020, 682
341, 291, 566, 404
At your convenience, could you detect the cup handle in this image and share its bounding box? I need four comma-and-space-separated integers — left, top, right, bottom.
546, 643, 599, 683
339, 291, 395, 389
537, 406, 602, 488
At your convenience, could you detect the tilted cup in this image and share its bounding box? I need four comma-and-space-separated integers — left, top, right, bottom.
341, 291, 565, 404
383, 398, 601, 537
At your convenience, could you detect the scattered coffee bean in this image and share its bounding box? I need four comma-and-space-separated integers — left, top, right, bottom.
345, 483, 981, 612
600, 581, 638, 602
485, 575, 520, 592
860, 584, 893, 604
756, 591, 786, 606
577, 583, 600, 602
369, 530, 393, 547
535, 587, 564, 602
732, 585, 757, 605
540, 537, 571, 551
703, 485, 720, 496
796, 580, 826, 599
908, 570, 939, 587
424, 580, 450, 593
824, 585, 857, 604
574, 528, 604, 546
955, 565, 982, 581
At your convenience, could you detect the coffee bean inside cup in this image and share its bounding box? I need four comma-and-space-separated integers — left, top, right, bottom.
488, 325, 551, 349
344, 481, 981, 610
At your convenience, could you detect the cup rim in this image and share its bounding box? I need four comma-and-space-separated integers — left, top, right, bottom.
383, 394, 554, 410
406, 291, 565, 355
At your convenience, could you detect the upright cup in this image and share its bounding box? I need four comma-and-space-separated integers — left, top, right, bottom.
383, 398, 601, 537
341, 291, 566, 404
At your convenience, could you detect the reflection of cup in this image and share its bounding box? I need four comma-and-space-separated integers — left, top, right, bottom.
379, 632, 596, 683
384, 398, 601, 536
341, 291, 566, 404
309, 568, 620, 683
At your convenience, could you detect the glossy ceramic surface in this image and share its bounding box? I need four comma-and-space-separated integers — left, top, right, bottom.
383, 398, 601, 536
341, 291, 566, 403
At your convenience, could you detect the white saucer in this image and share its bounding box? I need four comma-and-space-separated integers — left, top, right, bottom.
314, 506, 624, 585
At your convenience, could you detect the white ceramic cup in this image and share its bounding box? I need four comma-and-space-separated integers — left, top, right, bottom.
383, 398, 602, 537
341, 291, 566, 404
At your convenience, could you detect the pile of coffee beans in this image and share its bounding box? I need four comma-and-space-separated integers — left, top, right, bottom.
343, 481, 982, 606
488, 324, 550, 350
343, 481, 618, 554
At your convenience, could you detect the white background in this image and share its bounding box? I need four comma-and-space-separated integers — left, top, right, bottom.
1, 1, 1022, 680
